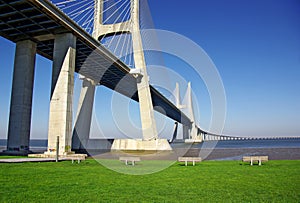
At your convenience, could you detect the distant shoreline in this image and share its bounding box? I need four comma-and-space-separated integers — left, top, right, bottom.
0, 147, 299, 161
1, 138, 299, 161
187, 148, 300, 160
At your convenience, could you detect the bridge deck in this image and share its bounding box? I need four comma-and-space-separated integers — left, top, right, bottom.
0, 0, 191, 125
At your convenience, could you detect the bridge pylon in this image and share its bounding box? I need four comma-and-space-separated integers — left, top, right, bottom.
174, 82, 203, 143
93, 0, 171, 150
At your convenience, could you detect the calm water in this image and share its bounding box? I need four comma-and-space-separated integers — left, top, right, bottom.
189, 139, 300, 149
0, 140, 47, 148
0, 138, 299, 149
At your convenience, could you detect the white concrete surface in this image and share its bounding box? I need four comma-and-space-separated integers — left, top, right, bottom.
46, 33, 76, 155
72, 78, 95, 150
111, 139, 172, 151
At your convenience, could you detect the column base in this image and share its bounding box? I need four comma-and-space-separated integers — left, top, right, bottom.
111, 139, 172, 151
2, 149, 32, 156
43, 150, 75, 156
29, 150, 74, 158
28, 151, 87, 159
185, 136, 203, 143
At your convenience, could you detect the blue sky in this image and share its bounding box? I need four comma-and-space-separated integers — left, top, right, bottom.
0, 0, 300, 139
148, 0, 300, 137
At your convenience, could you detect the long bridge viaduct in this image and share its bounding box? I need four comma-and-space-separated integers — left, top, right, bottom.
0, 0, 247, 155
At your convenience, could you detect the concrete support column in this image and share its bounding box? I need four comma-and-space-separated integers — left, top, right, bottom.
169, 122, 178, 142
183, 125, 190, 140
72, 78, 95, 151
6, 40, 36, 154
190, 123, 198, 139
200, 133, 204, 141
47, 33, 76, 155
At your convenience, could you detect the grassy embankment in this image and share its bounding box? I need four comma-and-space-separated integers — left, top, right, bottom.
0, 158, 299, 202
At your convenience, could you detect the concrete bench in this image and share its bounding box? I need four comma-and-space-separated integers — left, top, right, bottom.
243, 156, 268, 166
61, 155, 86, 164
119, 157, 141, 166
178, 157, 202, 166
70, 157, 85, 164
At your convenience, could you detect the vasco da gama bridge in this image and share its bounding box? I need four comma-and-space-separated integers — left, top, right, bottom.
0, 0, 243, 156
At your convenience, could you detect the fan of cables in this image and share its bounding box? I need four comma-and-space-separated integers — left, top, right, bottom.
51, 0, 135, 67
50, 0, 164, 72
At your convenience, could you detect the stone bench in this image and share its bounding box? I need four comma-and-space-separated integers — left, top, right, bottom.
119, 157, 141, 166
70, 157, 85, 164
178, 157, 202, 166
61, 155, 86, 164
243, 156, 268, 166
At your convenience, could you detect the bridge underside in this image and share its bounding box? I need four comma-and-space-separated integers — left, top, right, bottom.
0, 0, 191, 126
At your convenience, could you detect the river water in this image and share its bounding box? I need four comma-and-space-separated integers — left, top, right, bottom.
1, 138, 299, 160
187, 138, 300, 149
1, 138, 299, 148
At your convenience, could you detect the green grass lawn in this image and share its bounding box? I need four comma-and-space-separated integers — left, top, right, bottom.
0, 156, 28, 159
0, 159, 299, 202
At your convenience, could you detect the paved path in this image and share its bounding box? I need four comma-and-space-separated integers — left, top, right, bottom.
0, 158, 56, 163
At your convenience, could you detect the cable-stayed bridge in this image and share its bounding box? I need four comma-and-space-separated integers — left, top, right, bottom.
0, 0, 245, 155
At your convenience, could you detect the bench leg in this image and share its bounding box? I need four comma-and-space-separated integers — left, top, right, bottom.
72, 159, 74, 164
250, 158, 253, 166
259, 158, 261, 166
125, 160, 128, 165
78, 159, 80, 164
193, 161, 195, 166
185, 161, 187, 166
132, 161, 135, 166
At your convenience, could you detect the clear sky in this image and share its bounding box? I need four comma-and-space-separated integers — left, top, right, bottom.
148, 0, 300, 137
0, 0, 299, 139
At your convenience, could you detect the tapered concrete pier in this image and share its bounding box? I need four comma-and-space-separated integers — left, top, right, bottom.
6, 40, 36, 155
46, 33, 76, 155
72, 77, 95, 151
